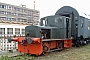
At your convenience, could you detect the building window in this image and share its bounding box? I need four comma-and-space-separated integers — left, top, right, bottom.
5, 5, 8, 9
0, 5, 6, 9
0, 5, 2, 8
16, 8, 19, 11
22, 9, 25, 12
28, 17, 31, 21
0, 11, 5, 14
24, 9, 28, 13
15, 28, 20, 34
22, 19, 27, 22
28, 10, 31, 13
2, 5, 4, 8
37, 12, 40, 14
4, 11, 7, 14
8, 6, 12, 10
22, 29, 25, 34
14, 7, 19, 11
20, 9, 23, 12
7, 28, 13, 34
10, 18, 14, 21
21, 14, 26, 17
7, 12, 11, 15
0, 28, 5, 34
0, 17, 6, 20
6, 18, 14, 21
11, 13, 14, 16
7, 18, 11, 21
14, 13, 17, 16
18, 13, 21, 16
14, 7, 16, 10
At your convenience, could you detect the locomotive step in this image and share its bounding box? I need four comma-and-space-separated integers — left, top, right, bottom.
42, 39, 70, 41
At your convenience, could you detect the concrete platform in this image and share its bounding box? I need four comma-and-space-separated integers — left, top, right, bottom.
0, 50, 23, 57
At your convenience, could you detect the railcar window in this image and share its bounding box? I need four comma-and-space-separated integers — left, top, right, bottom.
81, 19, 83, 28
43, 20, 45, 26
81, 23, 83, 28
55, 17, 63, 27
43, 18, 48, 26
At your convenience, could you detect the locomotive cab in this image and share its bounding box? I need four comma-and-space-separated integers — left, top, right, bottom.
40, 15, 71, 39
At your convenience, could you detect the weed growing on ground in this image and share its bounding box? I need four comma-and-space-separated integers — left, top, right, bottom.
0, 53, 35, 60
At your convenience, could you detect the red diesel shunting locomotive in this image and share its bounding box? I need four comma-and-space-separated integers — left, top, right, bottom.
8, 36, 72, 56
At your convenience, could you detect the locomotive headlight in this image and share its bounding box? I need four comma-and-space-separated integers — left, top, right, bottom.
27, 37, 33, 44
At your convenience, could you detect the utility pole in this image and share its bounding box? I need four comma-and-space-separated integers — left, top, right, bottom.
32, 1, 35, 25
34, 1, 35, 10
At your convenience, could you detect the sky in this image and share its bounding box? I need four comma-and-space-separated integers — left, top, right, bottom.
0, 0, 90, 19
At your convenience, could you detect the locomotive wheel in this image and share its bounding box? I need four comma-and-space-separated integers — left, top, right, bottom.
43, 45, 49, 56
